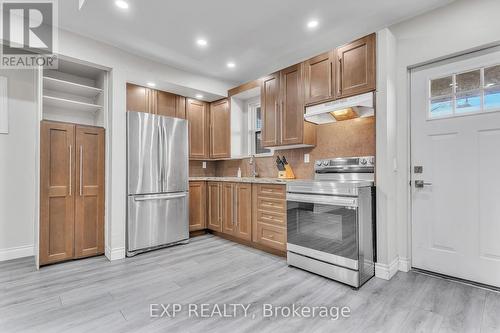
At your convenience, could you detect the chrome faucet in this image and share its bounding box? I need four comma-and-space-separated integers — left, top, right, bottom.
249, 155, 259, 178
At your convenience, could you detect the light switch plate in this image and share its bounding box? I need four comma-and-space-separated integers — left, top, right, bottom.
304, 154, 310, 164
202, 162, 207, 169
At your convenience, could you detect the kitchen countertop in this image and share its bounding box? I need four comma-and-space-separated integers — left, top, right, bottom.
189, 176, 299, 184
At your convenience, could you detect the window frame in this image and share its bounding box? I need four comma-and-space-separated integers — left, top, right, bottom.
427, 64, 500, 121
248, 100, 274, 157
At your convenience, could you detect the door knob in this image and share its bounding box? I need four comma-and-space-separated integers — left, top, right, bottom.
415, 180, 432, 188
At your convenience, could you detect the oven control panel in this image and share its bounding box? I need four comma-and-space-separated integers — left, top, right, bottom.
315, 156, 375, 173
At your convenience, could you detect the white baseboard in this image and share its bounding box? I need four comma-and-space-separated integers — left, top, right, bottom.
0, 245, 34, 261
375, 257, 400, 280
105, 246, 125, 261
398, 257, 411, 272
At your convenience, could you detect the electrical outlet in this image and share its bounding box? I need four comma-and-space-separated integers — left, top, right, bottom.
304, 154, 310, 164
202, 161, 207, 169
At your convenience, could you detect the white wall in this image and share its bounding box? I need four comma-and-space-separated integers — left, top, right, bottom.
0, 69, 38, 261
0, 28, 235, 261
389, 0, 500, 270
374, 29, 399, 279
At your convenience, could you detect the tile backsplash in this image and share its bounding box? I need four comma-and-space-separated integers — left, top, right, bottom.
189, 116, 375, 180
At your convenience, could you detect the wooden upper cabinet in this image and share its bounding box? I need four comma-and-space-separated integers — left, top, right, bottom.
40, 121, 75, 265
261, 73, 280, 147
207, 182, 222, 232
176, 96, 187, 119
126, 83, 148, 113
74, 125, 105, 259
209, 99, 230, 159
157, 90, 177, 117
127, 83, 188, 118
304, 51, 334, 105
189, 181, 206, 231
280, 63, 305, 146
187, 98, 209, 159
336, 33, 376, 98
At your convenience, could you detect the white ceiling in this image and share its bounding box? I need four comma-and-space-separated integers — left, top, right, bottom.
60, 0, 453, 85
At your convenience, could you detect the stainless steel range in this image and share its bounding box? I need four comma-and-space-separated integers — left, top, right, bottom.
286, 156, 376, 288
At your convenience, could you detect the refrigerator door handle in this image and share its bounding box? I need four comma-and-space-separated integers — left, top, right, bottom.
134, 193, 187, 202
158, 122, 163, 191
162, 123, 168, 191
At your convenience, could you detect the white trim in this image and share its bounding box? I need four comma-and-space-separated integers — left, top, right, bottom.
0, 245, 34, 261
105, 246, 125, 261
375, 257, 399, 280
399, 257, 411, 272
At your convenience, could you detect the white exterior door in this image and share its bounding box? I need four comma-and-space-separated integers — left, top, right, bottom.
411, 49, 500, 287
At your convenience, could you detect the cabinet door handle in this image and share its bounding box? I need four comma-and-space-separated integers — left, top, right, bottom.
338, 58, 342, 94
68, 145, 72, 196
79, 145, 83, 197
280, 101, 284, 143
234, 189, 238, 226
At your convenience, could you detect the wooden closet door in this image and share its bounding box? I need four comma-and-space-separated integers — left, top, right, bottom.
40, 121, 75, 265
74, 125, 105, 258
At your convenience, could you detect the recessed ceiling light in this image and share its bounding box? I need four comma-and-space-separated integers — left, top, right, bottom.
115, 0, 129, 9
196, 39, 208, 47
147, 82, 156, 87
195, 94, 204, 99
307, 20, 319, 29
227, 62, 236, 69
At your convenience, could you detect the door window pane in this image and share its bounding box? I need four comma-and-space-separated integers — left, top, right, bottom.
485, 65, 500, 87
485, 86, 500, 110
456, 91, 481, 114
430, 76, 453, 97
430, 96, 453, 117
456, 69, 480, 93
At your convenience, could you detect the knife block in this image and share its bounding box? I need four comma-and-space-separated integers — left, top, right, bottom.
278, 164, 295, 179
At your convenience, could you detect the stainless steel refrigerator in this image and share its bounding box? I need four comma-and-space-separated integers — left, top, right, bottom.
126, 111, 189, 256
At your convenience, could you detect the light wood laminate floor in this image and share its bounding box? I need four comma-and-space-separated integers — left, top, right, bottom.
1, 235, 499, 333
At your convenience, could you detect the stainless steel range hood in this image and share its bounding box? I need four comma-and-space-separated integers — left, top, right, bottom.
304, 92, 374, 124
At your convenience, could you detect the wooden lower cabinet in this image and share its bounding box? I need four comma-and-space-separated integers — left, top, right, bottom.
40, 121, 105, 266
222, 183, 235, 235
189, 181, 206, 231
252, 184, 287, 251
207, 182, 222, 232
234, 183, 252, 241
200, 181, 286, 253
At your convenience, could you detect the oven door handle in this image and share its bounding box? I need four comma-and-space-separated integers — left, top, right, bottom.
286, 193, 358, 207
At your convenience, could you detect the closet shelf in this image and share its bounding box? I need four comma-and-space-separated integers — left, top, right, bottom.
43, 76, 102, 98
43, 95, 102, 113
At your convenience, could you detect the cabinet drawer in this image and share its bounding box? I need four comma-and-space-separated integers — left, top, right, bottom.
256, 223, 286, 251
256, 184, 286, 198
256, 210, 285, 226
257, 196, 286, 213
